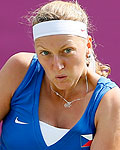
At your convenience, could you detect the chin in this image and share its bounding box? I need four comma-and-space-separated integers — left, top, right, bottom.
50, 76, 74, 90
54, 82, 73, 90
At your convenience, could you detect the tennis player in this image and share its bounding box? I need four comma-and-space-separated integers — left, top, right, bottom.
0, 1, 120, 150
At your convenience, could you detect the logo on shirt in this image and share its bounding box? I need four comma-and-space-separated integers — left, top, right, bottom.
15, 117, 29, 125
80, 134, 93, 148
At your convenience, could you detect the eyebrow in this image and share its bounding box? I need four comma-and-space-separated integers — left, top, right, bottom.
36, 45, 48, 50
36, 40, 75, 50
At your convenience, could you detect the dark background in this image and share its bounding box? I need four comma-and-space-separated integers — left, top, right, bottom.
0, 0, 120, 133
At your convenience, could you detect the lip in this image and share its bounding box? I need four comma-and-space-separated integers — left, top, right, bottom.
55, 75, 67, 79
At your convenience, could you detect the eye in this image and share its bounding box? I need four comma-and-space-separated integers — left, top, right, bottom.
40, 51, 50, 56
64, 48, 72, 54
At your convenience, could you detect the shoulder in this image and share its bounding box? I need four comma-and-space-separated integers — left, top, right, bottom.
6, 52, 35, 68
103, 86, 120, 117
91, 85, 120, 150
0, 52, 35, 120
95, 83, 120, 127
0, 52, 35, 95
1, 52, 35, 77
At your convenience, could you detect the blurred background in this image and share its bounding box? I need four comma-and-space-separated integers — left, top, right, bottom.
0, 0, 120, 134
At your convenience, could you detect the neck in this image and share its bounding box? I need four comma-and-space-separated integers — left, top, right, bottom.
44, 70, 88, 101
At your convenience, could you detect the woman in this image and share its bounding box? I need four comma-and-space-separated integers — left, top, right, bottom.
0, 1, 120, 150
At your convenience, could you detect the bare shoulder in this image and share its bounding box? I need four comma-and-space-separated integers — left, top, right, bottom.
6, 52, 35, 69
104, 86, 120, 107
1, 52, 35, 93
95, 86, 120, 123
91, 85, 120, 150
0, 52, 35, 121
1, 52, 35, 69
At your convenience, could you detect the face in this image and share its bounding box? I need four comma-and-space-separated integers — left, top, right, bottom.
35, 35, 89, 90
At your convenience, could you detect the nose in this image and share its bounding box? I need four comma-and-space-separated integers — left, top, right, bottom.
52, 55, 65, 71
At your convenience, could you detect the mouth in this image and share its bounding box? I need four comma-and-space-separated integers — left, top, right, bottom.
55, 75, 67, 79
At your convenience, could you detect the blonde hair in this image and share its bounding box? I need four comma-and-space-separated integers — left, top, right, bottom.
27, 0, 111, 77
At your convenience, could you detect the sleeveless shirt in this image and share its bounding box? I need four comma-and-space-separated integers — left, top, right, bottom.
0, 54, 117, 150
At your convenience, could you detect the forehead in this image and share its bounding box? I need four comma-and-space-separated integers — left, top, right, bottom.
35, 35, 86, 46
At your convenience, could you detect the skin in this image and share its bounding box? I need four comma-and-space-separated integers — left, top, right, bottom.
0, 34, 120, 150
35, 35, 90, 97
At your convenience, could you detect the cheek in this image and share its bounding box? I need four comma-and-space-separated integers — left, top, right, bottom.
38, 57, 47, 69
38, 58, 53, 77
68, 54, 86, 75
69, 53, 86, 67
39, 61, 50, 72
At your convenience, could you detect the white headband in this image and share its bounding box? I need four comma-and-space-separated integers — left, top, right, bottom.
33, 20, 88, 40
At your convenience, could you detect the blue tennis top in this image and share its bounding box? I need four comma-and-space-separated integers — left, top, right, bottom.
0, 54, 118, 150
